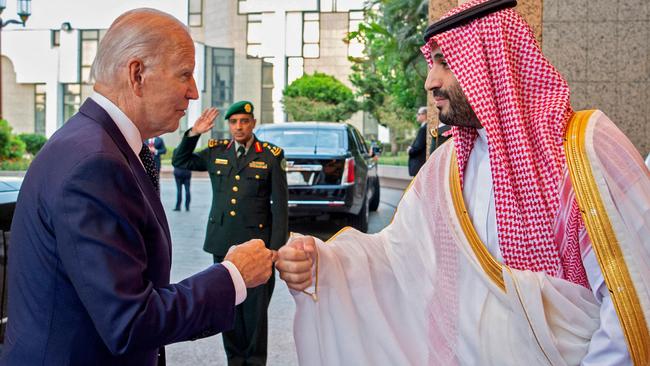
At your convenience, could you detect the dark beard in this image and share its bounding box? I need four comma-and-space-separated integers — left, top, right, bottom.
433, 84, 481, 128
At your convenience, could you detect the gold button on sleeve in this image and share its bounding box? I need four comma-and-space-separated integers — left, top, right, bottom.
232, 186, 238, 192
259, 224, 264, 229
231, 198, 237, 204
229, 211, 236, 217
255, 174, 260, 179
235, 175, 240, 181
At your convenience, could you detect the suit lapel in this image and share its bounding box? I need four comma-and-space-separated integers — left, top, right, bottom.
79, 99, 172, 248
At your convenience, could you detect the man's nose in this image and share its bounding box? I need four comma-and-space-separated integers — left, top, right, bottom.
424, 67, 442, 91
187, 77, 199, 100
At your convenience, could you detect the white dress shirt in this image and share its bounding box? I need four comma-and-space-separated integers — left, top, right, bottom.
462, 128, 630, 364
89, 92, 247, 305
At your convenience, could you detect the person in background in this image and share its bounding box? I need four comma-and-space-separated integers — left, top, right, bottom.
146, 136, 167, 175
2, 9, 274, 365
429, 120, 452, 155
173, 166, 192, 211
173, 101, 288, 366
407, 106, 428, 176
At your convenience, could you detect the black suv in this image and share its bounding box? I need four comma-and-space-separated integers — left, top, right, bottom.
255, 122, 380, 232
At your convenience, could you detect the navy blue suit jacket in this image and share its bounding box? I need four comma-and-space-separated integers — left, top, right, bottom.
2, 99, 235, 365
408, 123, 427, 176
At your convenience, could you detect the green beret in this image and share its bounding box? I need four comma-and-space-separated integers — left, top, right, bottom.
224, 100, 254, 120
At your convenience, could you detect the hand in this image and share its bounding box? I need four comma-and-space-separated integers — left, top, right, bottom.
225, 239, 273, 288
276, 236, 316, 291
148, 146, 156, 154
189, 107, 219, 136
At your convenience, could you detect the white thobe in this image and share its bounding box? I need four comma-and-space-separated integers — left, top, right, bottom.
462, 128, 630, 364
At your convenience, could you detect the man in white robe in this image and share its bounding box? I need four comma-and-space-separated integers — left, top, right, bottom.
276, 0, 650, 365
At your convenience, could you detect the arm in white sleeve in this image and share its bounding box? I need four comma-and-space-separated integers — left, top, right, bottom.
581, 250, 631, 365
221, 261, 247, 305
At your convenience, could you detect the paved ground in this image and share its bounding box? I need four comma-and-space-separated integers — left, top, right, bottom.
162, 178, 403, 365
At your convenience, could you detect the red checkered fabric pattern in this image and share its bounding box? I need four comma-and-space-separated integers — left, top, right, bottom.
421, 0, 588, 287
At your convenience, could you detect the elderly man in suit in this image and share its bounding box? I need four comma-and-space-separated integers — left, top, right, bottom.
2, 8, 274, 366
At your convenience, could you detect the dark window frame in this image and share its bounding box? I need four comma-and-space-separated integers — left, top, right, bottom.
34, 84, 46, 135
61, 83, 82, 127
188, 0, 203, 27
302, 11, 320, 59
246, 13, 263, 59
79, 29, 102, 84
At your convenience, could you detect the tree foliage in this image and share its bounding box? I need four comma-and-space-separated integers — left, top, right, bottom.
347, 0, 429, 151
18, 133, 48, 156
0, 119, 26, 160
282, 72, 358, 122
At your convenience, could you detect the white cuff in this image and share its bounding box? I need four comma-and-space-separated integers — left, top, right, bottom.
221, 260, 247, 305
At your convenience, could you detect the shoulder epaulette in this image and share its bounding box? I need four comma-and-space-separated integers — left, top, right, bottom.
207, 139, 230, 148
264, 142, 283, 157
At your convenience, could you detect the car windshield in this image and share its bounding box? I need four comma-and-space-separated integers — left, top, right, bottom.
257, 128, 346, 153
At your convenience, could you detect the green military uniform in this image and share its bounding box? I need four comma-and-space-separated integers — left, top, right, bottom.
172, 101, 288, 366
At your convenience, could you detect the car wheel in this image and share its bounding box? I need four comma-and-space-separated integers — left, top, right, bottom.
368, 178, 380, 212
350, 194, 369, 233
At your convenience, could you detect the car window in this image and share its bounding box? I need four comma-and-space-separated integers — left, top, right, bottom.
354, 128, 369, 154
257, 128, 346, 151
347, 129, 358, 152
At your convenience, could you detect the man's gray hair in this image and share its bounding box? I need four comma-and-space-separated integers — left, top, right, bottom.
418, 106, 427, 115
90, 8, 189, 85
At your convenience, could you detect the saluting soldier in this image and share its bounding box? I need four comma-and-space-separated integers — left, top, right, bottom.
172, 101, 288, 366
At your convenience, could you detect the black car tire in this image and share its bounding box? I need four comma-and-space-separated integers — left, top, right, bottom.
350, 194, 369, 233
368, 178, 380, 212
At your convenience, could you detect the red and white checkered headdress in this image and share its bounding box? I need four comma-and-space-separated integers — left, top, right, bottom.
422, 0, 588, 286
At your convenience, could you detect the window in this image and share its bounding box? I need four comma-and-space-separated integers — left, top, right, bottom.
348, 11, 364, 58
286, 56, 304, 85
51, 30, 60, 47
62, 84, 81, 126
257, 128, 346, 152
320, 0, 362, 12
303, 12, 320, 58
260, 60, 274, 123
188, 0, 203, 27
210, 48, 234, 137
246, 13, 263, 58
352, 127, 368, 154
34, 84, 46, 135
80, 30, 104, 84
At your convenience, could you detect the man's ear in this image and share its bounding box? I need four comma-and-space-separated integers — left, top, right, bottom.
128, 58, 145, 97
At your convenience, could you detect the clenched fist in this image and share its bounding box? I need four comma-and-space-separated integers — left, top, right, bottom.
276, 235, 316, 291
225, 239, 274, 288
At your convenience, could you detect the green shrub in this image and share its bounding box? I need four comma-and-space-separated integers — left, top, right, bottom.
0, 119, 12, 156
18, 133, 47, 156
0, 119, 27, 159
378, 151, 408, 166
282, 72, 358, 122
0, 158, 31, 170
5, 138, 26, 159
